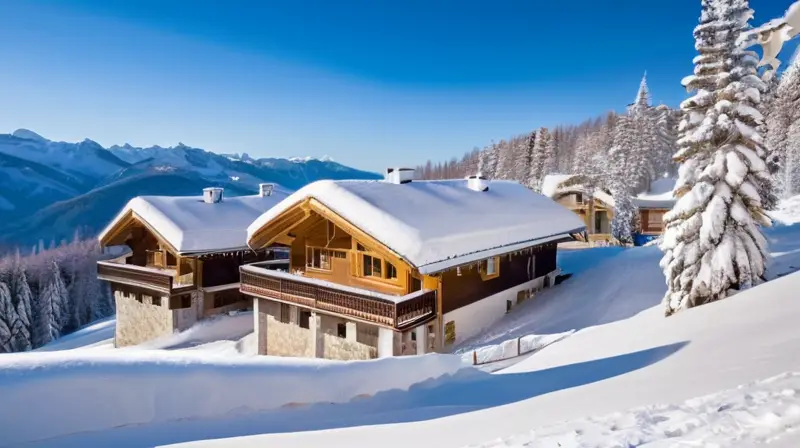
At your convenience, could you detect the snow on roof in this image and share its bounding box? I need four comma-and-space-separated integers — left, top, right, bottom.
540, 174, 579, 198
247, 179, 586, 274
99, 188, 292, 255
541, 174, 614, 207
634, 177, 677, 209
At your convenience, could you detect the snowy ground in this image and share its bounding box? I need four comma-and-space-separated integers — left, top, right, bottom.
6, 204, 800, 447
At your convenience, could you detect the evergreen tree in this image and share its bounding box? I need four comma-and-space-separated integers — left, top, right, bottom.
661, 0, 771, 316
522, 131, 537, 188
40, 260, 67, 341
766, 52, 800, 198
530, 128, 551, 189
542, 128, 558, 177
609, 115, 639, 244
0, 281, 20, 353
7, 255, 32, 352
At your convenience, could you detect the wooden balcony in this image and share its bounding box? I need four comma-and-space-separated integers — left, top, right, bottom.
97, 261, 196, 295
240, 265, 436, 330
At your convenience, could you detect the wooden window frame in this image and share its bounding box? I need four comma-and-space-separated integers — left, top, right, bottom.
306, 246, 346, 272
480, 256, 501, 281
354, 241, 401, 285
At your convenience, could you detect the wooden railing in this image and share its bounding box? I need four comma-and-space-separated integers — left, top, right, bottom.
97, 261, 195, 295
240, 266, 436, 330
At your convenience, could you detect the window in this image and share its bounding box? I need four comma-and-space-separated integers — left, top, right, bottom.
337, 323, 347, 338
306, 247, 345, 270
169, 294, 191, 309
647, 211, 664, 231
152, 296, 161, 307
299, 311, 311, 329
385, 262, 397, 280
480, 256, 500, 281
363, 254, 382, 278
575, 193, 584, 204
486, 257, 497, 275
506, 300, 512, 313
411, 276, 422, 292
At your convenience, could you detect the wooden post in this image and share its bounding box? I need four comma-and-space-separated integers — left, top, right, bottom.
473, 350, 477, 365
517, 336, 522, 356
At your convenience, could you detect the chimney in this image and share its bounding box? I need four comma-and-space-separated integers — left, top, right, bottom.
203, 187, 224, 204
259, 183, 274, 197
467, 173, 489, 192
385, 168, 415, 185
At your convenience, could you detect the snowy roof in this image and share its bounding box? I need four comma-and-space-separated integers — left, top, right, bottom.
247, 179, 586, 274
540, 174, 579, 198
541, 174, 615, 208
99, 188, 292, 255
633, 177, 677, 209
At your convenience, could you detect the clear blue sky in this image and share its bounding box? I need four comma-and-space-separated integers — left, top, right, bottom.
0, 0, 794, 172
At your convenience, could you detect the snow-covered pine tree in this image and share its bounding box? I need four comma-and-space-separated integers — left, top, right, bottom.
7, 254, 32, 352
766, 51, 800, 198
41, 260, 67, 341
484, 142, 500, 178
0, 282, 15, 353
530, 128, 550, 190
542, 128, 558, 178
661, 0, 772, 316
655, 105, 680, 177
609, 115, 639, 244
521, 131, 537, 188
629, 72, 651, 116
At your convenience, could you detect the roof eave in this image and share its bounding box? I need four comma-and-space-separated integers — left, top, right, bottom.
417, 228, 584, 275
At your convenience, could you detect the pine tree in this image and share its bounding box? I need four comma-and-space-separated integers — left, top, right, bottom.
530, 128, 551, 189
40, 260, 67, 341
7, 255, 32, 352
609, 115, 640, 244
522, 131, 537, 188
0, 281, 20, 353
542, 129, 558, 177
661, 0, 771, 316
766, 51, 800, 198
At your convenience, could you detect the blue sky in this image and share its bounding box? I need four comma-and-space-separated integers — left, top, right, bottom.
0, 0, 794, 172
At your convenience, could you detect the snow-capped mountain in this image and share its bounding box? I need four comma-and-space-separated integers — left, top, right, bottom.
0, 129, 381, 249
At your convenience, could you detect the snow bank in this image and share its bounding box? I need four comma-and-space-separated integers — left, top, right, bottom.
472, 371, 800, 447
34, 316, 116, 352
458, 331, 575, 365
137, 311, 254, 350
0, 350, 464, 446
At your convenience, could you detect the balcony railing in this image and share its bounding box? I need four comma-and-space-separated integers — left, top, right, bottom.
97, 261, 195, 295
240, 265, 436, 330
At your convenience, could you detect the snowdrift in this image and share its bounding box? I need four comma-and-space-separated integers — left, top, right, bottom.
0, 350, 464, 446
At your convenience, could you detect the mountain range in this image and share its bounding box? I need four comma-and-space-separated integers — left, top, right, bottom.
0, 129, 381, 251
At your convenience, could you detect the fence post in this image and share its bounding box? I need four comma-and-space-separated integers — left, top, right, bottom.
473, 350, 477, 365
517, 336, 521, 356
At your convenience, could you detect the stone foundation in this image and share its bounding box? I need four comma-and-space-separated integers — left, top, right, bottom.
113, 288, 174, 347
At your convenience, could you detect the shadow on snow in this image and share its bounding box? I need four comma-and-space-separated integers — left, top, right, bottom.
43, 341, 689, 447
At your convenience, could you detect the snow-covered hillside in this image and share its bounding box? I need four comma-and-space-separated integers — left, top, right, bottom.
0, 129, 380, 249
4, 218, 800, 447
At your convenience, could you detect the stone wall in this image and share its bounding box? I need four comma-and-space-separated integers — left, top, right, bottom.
265, 315, 314, 357
322, 333, 376, 360
113, 287, 173, 347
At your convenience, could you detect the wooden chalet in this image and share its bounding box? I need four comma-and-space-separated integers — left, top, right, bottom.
542, 174, 677, 246
242, 169, 586, 360
542, 174, 616, 244
97, 184, 291, 347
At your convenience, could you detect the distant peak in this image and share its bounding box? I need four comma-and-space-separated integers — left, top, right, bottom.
12, 129, 47, 142
289, 155, 335, 163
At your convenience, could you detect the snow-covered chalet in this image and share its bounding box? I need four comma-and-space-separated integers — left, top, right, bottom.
96, 183, 291, 347
241, 169, 586, 360
542, 174, 676, 246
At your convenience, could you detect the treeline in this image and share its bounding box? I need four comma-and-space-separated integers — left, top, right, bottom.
415, 76, 682, 244
415, 76, 680, 196
0, 239, 114, 352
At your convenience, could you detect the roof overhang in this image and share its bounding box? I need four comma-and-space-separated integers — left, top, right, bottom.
417, 229, 584, 275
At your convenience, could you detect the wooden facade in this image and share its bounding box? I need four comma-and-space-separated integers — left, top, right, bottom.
243, 197, 566, 351
554, 192, 614, 242
98, 212, 283, 346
